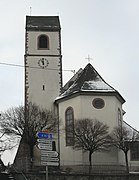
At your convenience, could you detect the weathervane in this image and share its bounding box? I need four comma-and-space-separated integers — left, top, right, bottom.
85, 55, 93, 63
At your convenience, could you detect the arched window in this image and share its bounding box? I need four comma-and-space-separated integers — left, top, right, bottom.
65, 107, 74, 146
38, 35, 49, 49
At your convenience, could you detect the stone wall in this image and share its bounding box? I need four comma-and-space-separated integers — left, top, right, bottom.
14, 172, 139, 180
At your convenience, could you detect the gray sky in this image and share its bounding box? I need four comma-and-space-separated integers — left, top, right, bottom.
0, 0, 139, 139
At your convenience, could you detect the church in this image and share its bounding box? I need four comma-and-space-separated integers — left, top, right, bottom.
22, 15, 139, 171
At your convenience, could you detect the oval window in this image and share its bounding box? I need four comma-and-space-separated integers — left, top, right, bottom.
92, 98, 105, 109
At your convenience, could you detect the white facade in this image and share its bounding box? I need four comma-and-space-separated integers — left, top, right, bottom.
27, 32, 60, 55
25, 16, 62, 110
57, 94, 125, 165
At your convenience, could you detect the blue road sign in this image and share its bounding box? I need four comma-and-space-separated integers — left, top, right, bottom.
37, 132, 53, 139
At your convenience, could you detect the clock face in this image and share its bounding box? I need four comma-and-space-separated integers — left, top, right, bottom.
38, 58, 49, 68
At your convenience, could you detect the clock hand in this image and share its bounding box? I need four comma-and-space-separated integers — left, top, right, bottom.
41, 59, 44, 66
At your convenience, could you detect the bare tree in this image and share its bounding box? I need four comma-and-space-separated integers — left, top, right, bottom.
73, 119, 110, 166
0, 102, 58, 160
0, 106, 24, 138
23, 102, 58, 159
109, 126, 139, 173
0, 132, 17, 153
0, 131, 18, 171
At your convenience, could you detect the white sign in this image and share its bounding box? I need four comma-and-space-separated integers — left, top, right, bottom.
41, 157, 59, 162
41, 161, 59, 166
41, 151, 58, 157
37, 139, 52, 144
38, 143, 52, 150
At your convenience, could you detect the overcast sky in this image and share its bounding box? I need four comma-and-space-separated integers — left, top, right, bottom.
0, 0, 139, 163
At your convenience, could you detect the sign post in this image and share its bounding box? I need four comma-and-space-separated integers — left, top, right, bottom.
37, 131, 59, 180
46, 166, 48, 180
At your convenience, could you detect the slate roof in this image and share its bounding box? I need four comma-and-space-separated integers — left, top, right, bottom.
56, 63, 125, 103
26, 16, 61, 31
63, 68, 83, 92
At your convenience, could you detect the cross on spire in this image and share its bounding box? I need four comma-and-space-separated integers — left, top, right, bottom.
85, 55, 93, 63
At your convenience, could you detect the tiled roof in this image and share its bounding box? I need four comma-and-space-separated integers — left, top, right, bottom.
62, 68, 83, 92
57, 63, 125, 103
26, 16, 60, 31
62, 63, 115, 95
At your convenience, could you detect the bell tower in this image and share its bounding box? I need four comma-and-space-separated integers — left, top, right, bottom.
25, 16, 62, 110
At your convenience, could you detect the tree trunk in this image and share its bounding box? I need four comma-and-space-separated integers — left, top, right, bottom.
30, 144, 34, 170
89, 151, 92, 166
89, 151, 92, 174
125, 151, 129, 173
